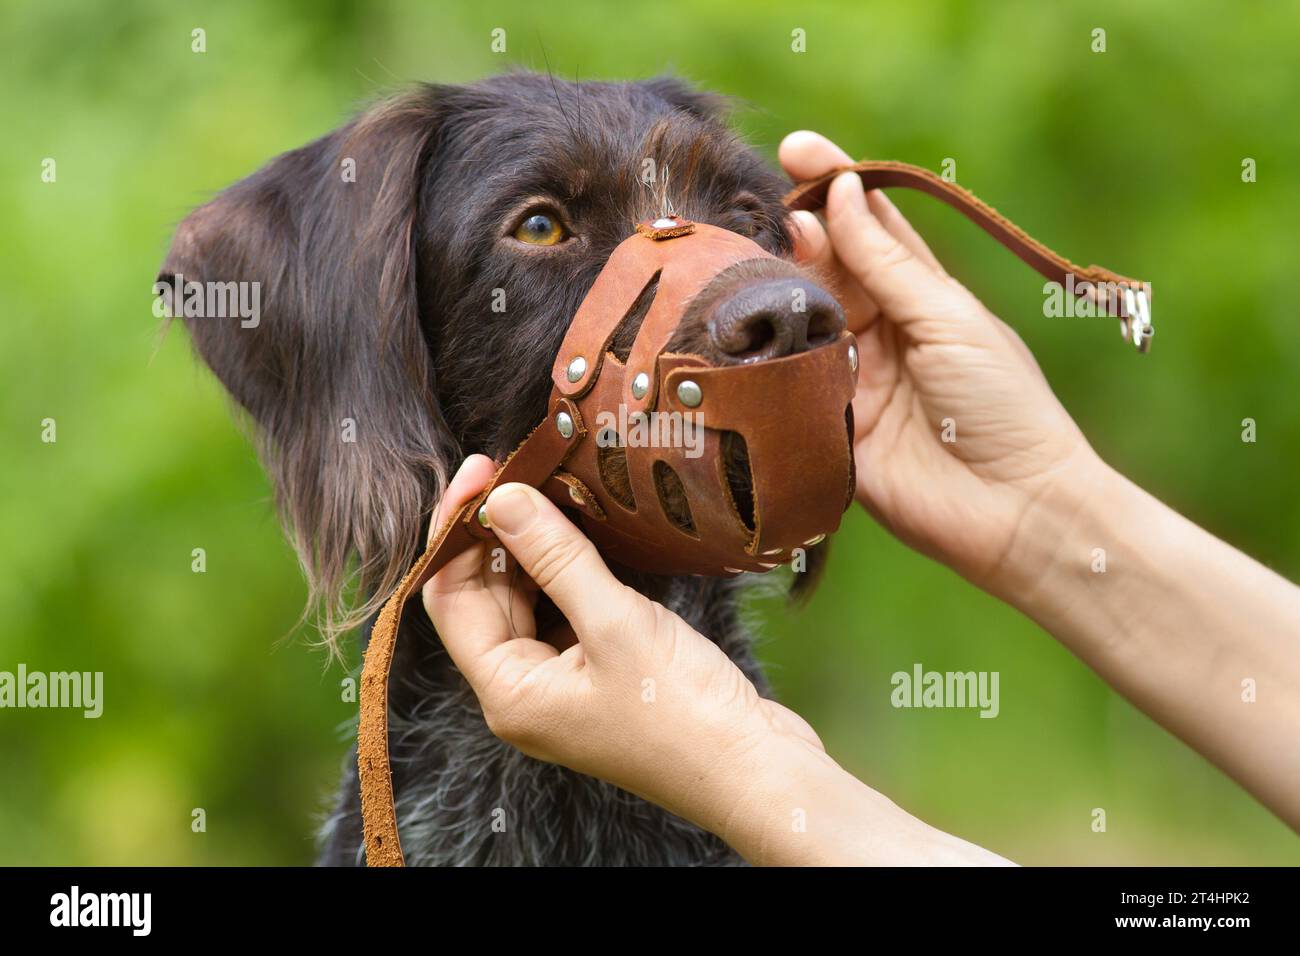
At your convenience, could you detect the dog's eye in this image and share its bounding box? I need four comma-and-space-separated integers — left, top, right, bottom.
513, 211, 566, 246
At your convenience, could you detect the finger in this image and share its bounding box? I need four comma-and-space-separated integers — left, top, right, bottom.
825, 171, 985, 343
780, 131, 949, 277
423, 454, 495, 602
422, 456, 509, 669
428, 535, 553, 696
865, 190, 948, 276
779, 129, 854, 180
427, 454, 497, 547
424, 542, 511, 672
486, 554, 542, 640
790, 209, 880, 334
484, 483, 634, 649
787, 209, 833, 269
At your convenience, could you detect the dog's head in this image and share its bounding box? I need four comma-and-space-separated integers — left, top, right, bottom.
159, 72, 843, 646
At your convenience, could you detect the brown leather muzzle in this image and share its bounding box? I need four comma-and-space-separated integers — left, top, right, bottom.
541, 218, 856, 575
356, 161, 1154, 866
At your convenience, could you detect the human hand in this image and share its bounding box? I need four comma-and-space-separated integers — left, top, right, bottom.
419, 456, 825, 843
420, 457, 1010, 865
780, 131, 1103, 593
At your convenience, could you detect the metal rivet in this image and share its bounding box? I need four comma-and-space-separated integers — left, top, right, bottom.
676, 380, 703, 408
631, 372, 650, 399
555, 410, 575, 438
568, 485, 584, 505
566, 356, 587, 383
803, 533, 825, 547
847, 344, 859, 374
477, 504, 490, 527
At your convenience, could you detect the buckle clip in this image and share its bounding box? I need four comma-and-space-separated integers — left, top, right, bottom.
1120, 286, 1154, 354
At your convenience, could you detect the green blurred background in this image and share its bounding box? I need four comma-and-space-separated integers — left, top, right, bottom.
2, 0, 1297, 865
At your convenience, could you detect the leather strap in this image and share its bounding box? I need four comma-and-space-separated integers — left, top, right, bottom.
358, 159, 1152, 866
358, 397, 584, 865
784, 160, 1151, 334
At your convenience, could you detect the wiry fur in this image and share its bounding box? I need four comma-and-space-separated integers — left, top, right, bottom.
160, 72, 831, 866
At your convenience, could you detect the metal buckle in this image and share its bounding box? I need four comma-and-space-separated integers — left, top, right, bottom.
1120, 286, 1154, 354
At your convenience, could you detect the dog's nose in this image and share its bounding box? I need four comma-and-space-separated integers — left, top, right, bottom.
707, 277, 845, 364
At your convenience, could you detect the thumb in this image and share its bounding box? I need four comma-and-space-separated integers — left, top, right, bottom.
484, 482, 634, 646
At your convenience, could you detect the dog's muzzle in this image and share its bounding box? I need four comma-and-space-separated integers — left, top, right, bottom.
538, 216, 857, 575
357, 160, 1154, 866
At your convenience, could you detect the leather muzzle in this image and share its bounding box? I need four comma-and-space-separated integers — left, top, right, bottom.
541, 218, 856, 575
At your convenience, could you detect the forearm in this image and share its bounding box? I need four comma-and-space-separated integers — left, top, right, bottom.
1001, 454, 1300, 828
709, 736, 1013, 866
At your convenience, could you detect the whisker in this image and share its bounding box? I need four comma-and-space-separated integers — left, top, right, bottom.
538, 37, 579, 143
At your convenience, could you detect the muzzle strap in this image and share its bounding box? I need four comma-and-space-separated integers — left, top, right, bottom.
785, 160, 1153, 351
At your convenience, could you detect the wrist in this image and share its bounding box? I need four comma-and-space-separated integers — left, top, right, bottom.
991, 448, 1143, 636
707, 730, 991, 865
707, 731, 847, 864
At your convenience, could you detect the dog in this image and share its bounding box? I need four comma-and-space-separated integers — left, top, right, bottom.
159, 72, 845, 865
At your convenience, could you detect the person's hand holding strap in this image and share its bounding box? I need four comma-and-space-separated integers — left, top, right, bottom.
781, 131, 1300, 831
780, 131, 1099, 598
422, 456, 1011, 865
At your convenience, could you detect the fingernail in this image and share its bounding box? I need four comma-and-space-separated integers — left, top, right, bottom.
486, 485, 537, 534
833, 171, 867, 209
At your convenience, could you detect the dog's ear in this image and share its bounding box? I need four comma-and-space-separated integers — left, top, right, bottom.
158, 86, 459, 652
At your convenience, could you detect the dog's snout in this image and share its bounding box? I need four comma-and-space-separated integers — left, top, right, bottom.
707, 277, 845, 364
